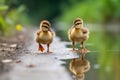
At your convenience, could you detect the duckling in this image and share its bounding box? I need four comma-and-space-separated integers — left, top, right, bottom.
69, 58, 90, 75
68, 18, 89, 52
69, 58, 90, 80
35, 20, 55, 53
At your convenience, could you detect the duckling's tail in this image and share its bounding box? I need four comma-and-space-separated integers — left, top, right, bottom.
38, 44, 44, 52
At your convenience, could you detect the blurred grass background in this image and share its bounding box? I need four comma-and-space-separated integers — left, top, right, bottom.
0, 0, 120, 80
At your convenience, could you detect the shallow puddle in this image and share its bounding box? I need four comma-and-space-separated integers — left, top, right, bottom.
58, 24, 120, 80
62, 51, 120, 80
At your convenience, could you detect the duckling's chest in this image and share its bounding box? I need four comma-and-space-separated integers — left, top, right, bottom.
38, 32, 53, 44
70, 61, 83, 75
71, 29, 83, 39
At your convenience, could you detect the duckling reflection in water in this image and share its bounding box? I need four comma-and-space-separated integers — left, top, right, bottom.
35, 20, 55, 53
69, 57, 90, 80
68, 18, 89, 53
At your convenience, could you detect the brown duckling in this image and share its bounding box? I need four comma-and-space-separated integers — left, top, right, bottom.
35, 20, 55, 53
68, 18, 89, 52
69, 58, 90, 80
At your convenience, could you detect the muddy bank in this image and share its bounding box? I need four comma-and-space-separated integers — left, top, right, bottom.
0, 31, 28, 74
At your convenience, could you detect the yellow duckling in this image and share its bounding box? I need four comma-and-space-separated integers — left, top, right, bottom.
35, 20, 55, 53
68, 18, 89, 52
69, 58, 90, 80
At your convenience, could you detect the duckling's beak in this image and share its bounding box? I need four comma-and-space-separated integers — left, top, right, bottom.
42, 24, 49, 31
42, 25, 49, 31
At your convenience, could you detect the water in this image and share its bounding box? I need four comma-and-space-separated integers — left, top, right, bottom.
62, 48, 120, 80
56, 23, 120, 80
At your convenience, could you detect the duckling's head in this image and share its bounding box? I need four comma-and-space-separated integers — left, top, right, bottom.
75, 73, 85, 80
73, 18, 83, 29
40, 20, 51, 32
80, 59, 90, 72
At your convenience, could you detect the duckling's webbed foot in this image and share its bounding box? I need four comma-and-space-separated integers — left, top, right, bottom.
38, 44, 44, 52
47, 51, 52, 54
81, 48, 88, 53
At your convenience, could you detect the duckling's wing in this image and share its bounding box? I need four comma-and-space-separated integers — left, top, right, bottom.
35, 30, 42, 43
68, 26, 74, 40
81, 27, 89, 40
49, 28, 55, 36
68, 25, 74, 35
82, 27, 89, 35
36, 30, 42, 35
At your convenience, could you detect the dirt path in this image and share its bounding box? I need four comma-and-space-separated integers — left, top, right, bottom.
0, 29, 79, 80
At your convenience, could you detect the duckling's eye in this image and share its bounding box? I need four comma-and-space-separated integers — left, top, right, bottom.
76, 23, 82, 25
77, 23, 80, 25
75, 23, 78, 25
42, 26, 48, 28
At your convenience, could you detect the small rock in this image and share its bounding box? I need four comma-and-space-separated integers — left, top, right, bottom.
9, 44, 17, 48
27, 64, 36, 68
2, 59, 13, 63
1, 43, 8, 47
15, 60, 22, 63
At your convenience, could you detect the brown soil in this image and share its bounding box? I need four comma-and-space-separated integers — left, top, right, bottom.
0, 31, 28, 73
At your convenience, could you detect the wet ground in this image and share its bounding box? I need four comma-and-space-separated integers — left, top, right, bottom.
0, 29, 79, 80
0, 26, 120, 80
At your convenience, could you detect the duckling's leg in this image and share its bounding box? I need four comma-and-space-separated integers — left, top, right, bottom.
47, 44, 52, 53
81, 53, 85, 60
72, 41, 75, 51
81, 42, 88, 53
38, 43, 44, 52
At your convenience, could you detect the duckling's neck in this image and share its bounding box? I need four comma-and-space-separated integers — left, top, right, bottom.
42, 31, 48, 33
75, 28, 80, 30
75, 28, 82, 32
